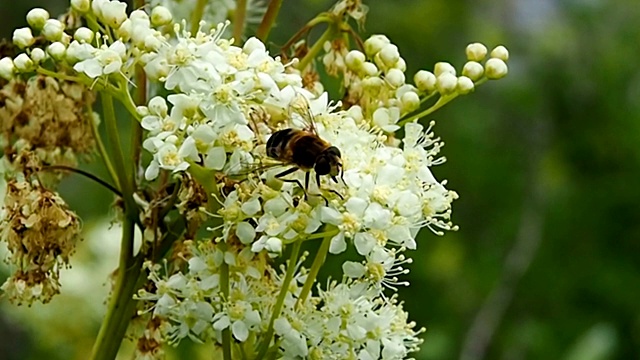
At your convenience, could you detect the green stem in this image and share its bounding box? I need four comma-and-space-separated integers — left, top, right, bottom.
36, 67, 85, 83
255, 240, 303, 359
220, 250, 232, 360
132, 66, 146, 178
398, 94, 458, 126
296, 26, 335, 71
233, 0, 247, 43
101, 93, 134, 203
399, 77, 490, 126
88, 104, 120, 190
280, 14, 332, 53
41, 165, 121, 197
90, 217, 139, 360
296, 233, 332, 308
190, 0, 208, 35
256, 0, 284, 41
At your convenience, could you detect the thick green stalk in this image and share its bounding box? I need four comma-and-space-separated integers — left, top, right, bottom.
296, 26, 335, 71
90, 94, 139, 360
90, 217, 138, 360
256, 0, 284, 41
296, 233, 332, 308
220, 255, 232, 360
87, 104, 120, 190
190, 0, 208, 35
255, 240, 303, 359
233, 0, 247, 43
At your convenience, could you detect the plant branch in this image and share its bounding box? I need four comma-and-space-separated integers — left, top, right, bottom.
256, 240, 303, 359
90, 217, 138, 360
190, 0, 208, 35
41, 165, 121, 197
256, 0, 284, 41
296, 232, 332, 308
220, 249, 232, 360
232, 0, 247, 43
296, 25, 336, 71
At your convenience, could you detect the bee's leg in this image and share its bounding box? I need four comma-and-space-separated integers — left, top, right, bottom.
328, 189, 343, 200
311, 173, 330, 206
276, 167, 308, 199
305, 171, 310, 199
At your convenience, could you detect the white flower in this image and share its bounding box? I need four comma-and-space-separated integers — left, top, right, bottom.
42, 19, 64, 42
73, 41, 127, 78
26, 8, 49, 30
13, 28, 35, 49
0, 57, 15, 80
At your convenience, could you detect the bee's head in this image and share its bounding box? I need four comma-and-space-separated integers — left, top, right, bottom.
315, 146, 342, 177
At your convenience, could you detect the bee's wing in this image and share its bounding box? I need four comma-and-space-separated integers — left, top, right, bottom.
225, 155, 290, 179
290, 92, 319, 135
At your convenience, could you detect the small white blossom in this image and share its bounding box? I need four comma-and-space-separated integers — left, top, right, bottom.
13, 28, 35, 49
26, 8, 49, 30
491, 45, 510, 61
485, 58, 509, 79
42, 19, 64, 42
0, 57, 15, 80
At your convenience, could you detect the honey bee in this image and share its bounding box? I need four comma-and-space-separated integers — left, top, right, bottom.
265, 108, 343, 200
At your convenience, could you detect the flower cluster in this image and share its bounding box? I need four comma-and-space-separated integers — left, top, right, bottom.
0, 0, 509, 358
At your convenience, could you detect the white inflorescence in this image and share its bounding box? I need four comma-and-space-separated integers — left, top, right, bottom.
0, 0, 508, 358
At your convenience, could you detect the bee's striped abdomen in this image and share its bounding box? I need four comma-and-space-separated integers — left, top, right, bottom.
266, 129, 295, 158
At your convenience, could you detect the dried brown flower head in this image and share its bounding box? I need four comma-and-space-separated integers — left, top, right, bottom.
0, 75, 96, 167
0, 178, 81, 305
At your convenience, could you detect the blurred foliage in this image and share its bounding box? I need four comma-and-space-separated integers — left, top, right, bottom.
1, 0, 640, 359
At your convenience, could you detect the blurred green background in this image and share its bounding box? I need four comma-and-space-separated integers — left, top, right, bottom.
1, 0, 639, 359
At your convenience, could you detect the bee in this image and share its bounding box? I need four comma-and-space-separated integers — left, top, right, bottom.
265, 108, 343, 201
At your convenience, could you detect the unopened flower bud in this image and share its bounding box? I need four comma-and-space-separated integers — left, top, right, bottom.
13, 53, 34, 72
414, 70, 436, 93
30, 48, 47, 64
243, 37, 266, 54
434, 62, 456, 76
394, 57, 406, 72
345, 50, 366, 70
47, 42, 66, 60
362, 76, 384, 93
462, 61, 484, 81
71, 0, 91, 12
144, 34, 162, 52
136, 106, 149, 117
26, 8, 49, 30
101, 1, 128, 29
361, 62, 378, 76
364, 34, 390, 57
379, 44, 400, 67
42, 19, 64, 41
485, 58, 508, 79
490, 45, 509, 61
148, 96, 168, 116
465, 42, 487, 62
151, 6, 172, 26
0, 57, 15, 80
385, 68, 405, 88
74, 27, 94, 43
130, 9, 150, 23
456, 76, 475, 94
436, 73, 457, 95
13, 28, 35, 49
401, 91, 420, 113
116, 19, 132, 41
